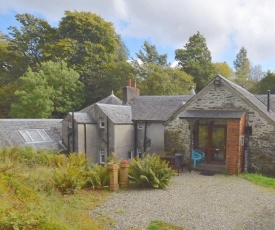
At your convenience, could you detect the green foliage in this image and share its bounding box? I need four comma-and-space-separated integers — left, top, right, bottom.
11, 60, 84, 118
0, 146, 109, 229
233, 47, 249, 71
241, 173, 275, 189
257, 71, 275, 93
135, 41, 168, 66
213, 62, 234, 79
8, 13, 56, 69
148, 220, 185, 230
175, 31, 215, 91
52, 153, 89, 194
86, 164, 109, 190
128, 154, 176, 189
134, 63, 195, 95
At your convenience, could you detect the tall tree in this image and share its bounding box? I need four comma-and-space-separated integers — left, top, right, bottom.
257, 71, 275, 94
135, 41, 168, 66
0, 39, 27, 84
233, 47, 249, 72
8, 14, 56, 69
213, 62, 234, 79
138, 63, 194, 95
175, 32, 214, 91
233, 47, 253, 89
11, 61, 84, 118
56, 11, 128, 105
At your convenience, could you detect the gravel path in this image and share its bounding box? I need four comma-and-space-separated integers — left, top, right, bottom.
92, 171, 275, 230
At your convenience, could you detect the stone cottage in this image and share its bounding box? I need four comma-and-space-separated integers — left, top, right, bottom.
62, 75, 275, 176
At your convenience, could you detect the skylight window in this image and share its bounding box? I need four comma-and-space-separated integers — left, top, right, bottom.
19, 129, 51, 142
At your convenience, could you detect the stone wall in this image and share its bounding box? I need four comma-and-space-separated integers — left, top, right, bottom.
165, 80, 275, 176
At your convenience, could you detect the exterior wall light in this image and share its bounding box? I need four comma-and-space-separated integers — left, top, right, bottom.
214, 77, 220, 86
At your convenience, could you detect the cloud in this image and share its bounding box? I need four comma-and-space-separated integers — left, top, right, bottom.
1, 0, 275, 70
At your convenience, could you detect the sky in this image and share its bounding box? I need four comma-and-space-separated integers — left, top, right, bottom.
0, 0, 275, 72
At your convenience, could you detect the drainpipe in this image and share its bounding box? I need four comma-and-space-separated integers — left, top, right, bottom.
134, 121, 137, 157
84, 124, 87, 155
143, 121, 147, 153
107, 117, 110, 157
267, 90, 270, 112
72, 109, 75, 152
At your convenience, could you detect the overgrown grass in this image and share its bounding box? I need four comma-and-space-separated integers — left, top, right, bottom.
148, 220, 184, 230
241, 173, 275, 189
0, 146, 110, 229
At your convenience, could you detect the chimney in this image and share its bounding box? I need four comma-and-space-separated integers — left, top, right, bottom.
122, 79, 140, 104
267, 90, 270, 112
128, 78, 132, 87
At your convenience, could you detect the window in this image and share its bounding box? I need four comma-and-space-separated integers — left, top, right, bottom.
138, 124, 143, 129
137, 148, 142, 158
128, 150, 133, 159
18, 129, 51, 143
99, 149, 106, 164
99, 121, 105, 129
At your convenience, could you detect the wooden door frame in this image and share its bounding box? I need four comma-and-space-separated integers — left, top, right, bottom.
197, 123, 227, 164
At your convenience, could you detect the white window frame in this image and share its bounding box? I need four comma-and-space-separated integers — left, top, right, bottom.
128, 150, 134, 159
18, 129, 52, 143
99, 120, 105, 129
99, 149, 106, 164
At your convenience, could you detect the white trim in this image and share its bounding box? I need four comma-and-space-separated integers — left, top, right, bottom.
99, 120, 105, 129
18, 129, 52, 143
99, 149, 106, 164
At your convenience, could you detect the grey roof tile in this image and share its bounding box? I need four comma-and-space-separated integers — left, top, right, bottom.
255, 95, 275, 112
97, 104, 133, 124
180, 110, 246, 119
0, 119, 63, 151
129, 95, 193, 121
71, 112, 96, 123
219, 75, 275, 123
79, 93, 122, 113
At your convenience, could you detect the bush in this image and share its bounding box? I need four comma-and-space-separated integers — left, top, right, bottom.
52, 153, 88, 194
86, 164, 109, 190
128, 154, 176, 189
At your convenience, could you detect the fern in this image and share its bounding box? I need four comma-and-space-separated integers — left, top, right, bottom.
129, 154, 176, 189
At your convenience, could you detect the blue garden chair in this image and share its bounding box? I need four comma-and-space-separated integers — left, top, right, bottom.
193, 149, 205, 162
192, 149, 205, 168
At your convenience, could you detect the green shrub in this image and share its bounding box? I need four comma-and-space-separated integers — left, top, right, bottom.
86, 164, 109, 189
52, 153, 88, 194
128, 154, 176, 189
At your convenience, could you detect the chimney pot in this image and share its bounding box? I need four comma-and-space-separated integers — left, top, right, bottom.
134, 80, 136, 88
128, 78, 132, 87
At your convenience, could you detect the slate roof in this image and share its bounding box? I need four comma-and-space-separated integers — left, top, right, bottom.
70, 112, 96, 123
219, 75, 275, 123
180, 110, 246, 119
129, 95, 193, 121
78, 92, 122, 113
0, 119, 64, 151
255, 95, 275, 112
97, 104, 133, 124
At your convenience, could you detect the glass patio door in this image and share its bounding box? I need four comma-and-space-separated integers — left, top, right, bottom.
210, 126, 226, 163
198, 125, 226, 164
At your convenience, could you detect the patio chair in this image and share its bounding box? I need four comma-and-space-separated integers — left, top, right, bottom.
192, 150, 202, 168
193, 149, 205, 162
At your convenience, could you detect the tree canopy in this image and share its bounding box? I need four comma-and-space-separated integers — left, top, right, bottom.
135, 41, 168, 66
11, 61, 84, 118
175, 32, 214, 91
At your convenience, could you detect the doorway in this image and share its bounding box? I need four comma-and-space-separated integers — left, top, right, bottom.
197, 124, 226, 164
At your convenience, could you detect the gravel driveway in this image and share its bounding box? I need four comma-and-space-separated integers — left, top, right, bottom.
92, 171, 275, 230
